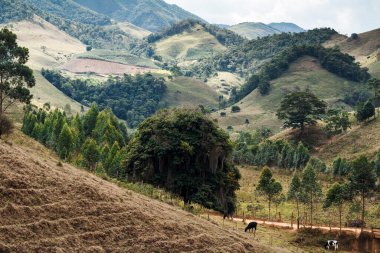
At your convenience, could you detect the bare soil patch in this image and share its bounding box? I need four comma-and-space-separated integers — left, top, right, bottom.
60, 58, 156, 75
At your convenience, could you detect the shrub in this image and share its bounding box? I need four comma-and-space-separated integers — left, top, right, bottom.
231, 105, 241, 113
0, 115, 14, 137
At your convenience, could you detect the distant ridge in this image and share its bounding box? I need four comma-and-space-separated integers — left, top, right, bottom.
229, 21, 304, 40
73, 0, 205, 32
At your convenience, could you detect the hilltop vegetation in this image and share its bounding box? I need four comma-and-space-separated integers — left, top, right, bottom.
190, 28, 337, 78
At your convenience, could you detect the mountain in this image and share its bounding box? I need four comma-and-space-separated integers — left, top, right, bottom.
228, 22, 280, 40
228, 22, 304, 40
73, 0, 205, 32
268, 22, 305, 33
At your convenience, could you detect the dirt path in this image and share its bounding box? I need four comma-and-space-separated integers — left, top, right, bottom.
211, 215, 366, 237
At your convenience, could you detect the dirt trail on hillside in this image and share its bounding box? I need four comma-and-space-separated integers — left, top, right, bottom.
0, 137, 284, 253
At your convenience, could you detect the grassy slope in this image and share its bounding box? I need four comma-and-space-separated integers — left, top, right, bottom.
154, 24, 227, 62
0, 130, 277, 252
116, 21, 151, 39
30, 71, 85, 114
228, 22, 280, 40
162, 76, 219, 108
213, 56, 360, 133
77, 49, 158, 68
206, 72, 244, 99
324, 29, 380, 67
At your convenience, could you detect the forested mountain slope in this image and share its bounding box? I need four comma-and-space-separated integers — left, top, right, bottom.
73, 0, 204, 32
0, 132, 280, 252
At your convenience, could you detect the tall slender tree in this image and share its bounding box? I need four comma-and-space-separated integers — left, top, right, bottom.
0, 28, 35, 136
348, 156, 376, 232
324, 183, 349, 234
288, 173, 303, 229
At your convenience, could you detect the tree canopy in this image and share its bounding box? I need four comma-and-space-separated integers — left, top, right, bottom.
277, 91, 327, 135
123, 109, 241, 214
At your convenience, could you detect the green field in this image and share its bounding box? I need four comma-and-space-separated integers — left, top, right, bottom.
154, 24, 226, 62
161, 76, 219, 109
369, 59, 380, 78
77, 49, 158, 68
30, 71, 85, 115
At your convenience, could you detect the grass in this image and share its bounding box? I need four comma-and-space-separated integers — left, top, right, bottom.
213, 56, 360, 134
368, 59, 380, 78
77, 49, 158, 68
154, 24, 226, 61
206, 71, 244, 99
236, 166, 380, 228
229, 22, 279, 40
162, 76, 219, 109
30, 70, 85, 115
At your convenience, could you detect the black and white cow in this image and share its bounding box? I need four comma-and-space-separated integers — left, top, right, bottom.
325, 240, 338, 251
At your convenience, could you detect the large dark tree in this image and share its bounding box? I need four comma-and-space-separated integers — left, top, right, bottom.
123, 109, 241, 214
0, 28, 35, 136
277, 91, 326, 136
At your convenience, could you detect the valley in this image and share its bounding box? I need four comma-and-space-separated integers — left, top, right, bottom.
0, 0, 379, 252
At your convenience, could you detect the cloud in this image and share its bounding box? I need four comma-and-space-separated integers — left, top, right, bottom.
166, 0, 380, 34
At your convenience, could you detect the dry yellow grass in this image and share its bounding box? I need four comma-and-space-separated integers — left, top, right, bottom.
324, 29, 380, 67
1, 15, 86, 70
0, 130, 279, 252
207, 72, 244, 99
117, 22, 151, 39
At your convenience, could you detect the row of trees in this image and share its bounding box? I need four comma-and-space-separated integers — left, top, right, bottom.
257, 154, 378, 232
22, 104, 128, 177
42, 70, 166, 128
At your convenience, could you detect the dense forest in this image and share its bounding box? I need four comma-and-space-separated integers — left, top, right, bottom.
22, 105, 128, 177
189, 28, 338, 78
147, 19, 246, 48
231, 45, 370, 102
41, 70, 166, 127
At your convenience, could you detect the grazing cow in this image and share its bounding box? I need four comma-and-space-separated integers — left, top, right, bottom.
325, 240, 338, 251
244, 222, 257, 236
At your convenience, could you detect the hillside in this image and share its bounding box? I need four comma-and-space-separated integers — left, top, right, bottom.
1, 16, 86, 70
228, 22, 304, 40
0, 132, 279, 252
213, 56, 360, 132
268, 22, 305, 33
73, 0, 204, 32
162, 76, 219, 108
154, 24, 227, 62
228, 22, 280, 40
324, 28, 380, 67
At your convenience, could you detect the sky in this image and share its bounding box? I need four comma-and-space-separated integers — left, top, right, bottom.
165, 0, 380, 34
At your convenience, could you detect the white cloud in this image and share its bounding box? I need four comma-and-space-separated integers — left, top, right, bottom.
166, 0, 380, 34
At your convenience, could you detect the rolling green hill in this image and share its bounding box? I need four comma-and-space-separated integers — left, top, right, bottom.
213, 56, 361, 133
73, 0, 204, 32
268, 22, 305, 33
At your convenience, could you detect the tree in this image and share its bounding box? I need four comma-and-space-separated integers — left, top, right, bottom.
82, 138, 100, 171
0, 28, 35, 136
375, 151, 380, 182
277, 91, 326, 136
0, 115, 14, 137
323, 109, 351, 142
231, 105, 241, 113
124, 109, 241, 214
367, 78, 380, 102
324, 183, 349, 234
288, 173, 303, 229
348, 155, 377, 232
301, 164, 322, 228
57, 123, 74, 160
356, 100, 375, 122
83, 104, 99, 136
256, 167, 283, 220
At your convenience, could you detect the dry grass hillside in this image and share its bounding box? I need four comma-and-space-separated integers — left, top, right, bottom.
324, 29, 380, 67
0, 131, 282, 253
1, 15, 86, 70
213, 56, 358, 133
